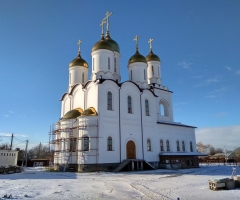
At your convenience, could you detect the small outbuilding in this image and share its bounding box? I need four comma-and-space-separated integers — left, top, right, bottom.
0, 150, 18, 167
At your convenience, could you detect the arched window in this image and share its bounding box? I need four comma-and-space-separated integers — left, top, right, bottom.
114, 57, 116, 72
145, 99, 149, 116
158, 66, 160, 76
83, 136, 89, 151
190, 141, 193, 152
69, 73, 71, 84
152, 66, 154, 76
128, 96, 132, 113
160, 139, 164, 151
166, 140, 170, 151
182, 141, 185, 151
144, 69, 146, 80
93, 58, 95, 71
159, 99, 169, 117
147, 139, 151, 151
107, 136, 112, 151
108, 57, 110, 70
130, 70, 133, 80
107, 91, 112, 110
176, 140, 180, 151
82, 73, 84, 84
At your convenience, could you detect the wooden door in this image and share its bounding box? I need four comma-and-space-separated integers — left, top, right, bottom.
126, 140, 136, 159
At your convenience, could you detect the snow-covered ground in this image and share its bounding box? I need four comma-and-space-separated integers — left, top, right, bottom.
0, 165, 240, 200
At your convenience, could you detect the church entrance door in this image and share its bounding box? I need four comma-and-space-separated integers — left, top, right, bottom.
126, 140, 136, 159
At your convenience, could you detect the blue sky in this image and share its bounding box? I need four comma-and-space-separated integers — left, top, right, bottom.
0, 1, 239, 150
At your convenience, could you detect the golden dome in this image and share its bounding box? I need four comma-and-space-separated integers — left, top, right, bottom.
92, 35, 114, 52
105, 32, 120, 53
128, 50, 147, 65
82, 107, 98, 116
146, 49, 161, 62
62, 108, 83, 119
69, 53, 88, 68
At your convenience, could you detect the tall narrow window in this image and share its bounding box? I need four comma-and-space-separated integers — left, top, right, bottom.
128, 96, 132, 113
147, 139, 151, 151
83, 137, 89, 151
177, 140, 180, 151
158, 66, 160, 76
107, 136, 112, 151
70, 139, 77, 152
93, 58, 94, 71
152, 66, 154, 76
130, 70, 133, 81
114, 57, 116, 72
145, 99, 149, 116
160, 139, 164, 151
107, 91, 112, 110
166, 140, 170, 151
82, 73, 84, 84
69, 73, 71, 84
190, 141, 193, 152
144, 69, 146, 80
108, 57, 110, 70
182, 141, 185, 151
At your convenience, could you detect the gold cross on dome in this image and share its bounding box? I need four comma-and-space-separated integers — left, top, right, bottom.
134, 35, 140, 50
103, 11, 112, 31
148, 38, 153, 49
77, 40, 82, 53
100, 20, 106, 34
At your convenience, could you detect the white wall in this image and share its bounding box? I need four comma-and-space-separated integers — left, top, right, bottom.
0, 150, 18, 167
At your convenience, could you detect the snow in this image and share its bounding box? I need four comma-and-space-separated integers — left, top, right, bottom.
0, 165, 240, 200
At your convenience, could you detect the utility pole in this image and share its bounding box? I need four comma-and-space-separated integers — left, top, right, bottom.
25, 140, 28, 167
10, 133, 14, 150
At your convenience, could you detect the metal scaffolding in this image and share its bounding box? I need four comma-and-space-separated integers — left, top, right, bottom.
49, 117, 99, 171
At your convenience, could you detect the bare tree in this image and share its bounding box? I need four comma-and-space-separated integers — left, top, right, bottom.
28, 143, 49, 159
197, 142, 223, 155
0, 143, 11, 150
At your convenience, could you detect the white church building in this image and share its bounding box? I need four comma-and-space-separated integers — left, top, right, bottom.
52, 12, 201, 172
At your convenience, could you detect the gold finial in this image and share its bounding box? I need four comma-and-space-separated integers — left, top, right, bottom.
103, 11, 112, 32
77, 39, 82, 54
148, 38, 153, 50
100, 20, 106, 36
134, 35, 140, 50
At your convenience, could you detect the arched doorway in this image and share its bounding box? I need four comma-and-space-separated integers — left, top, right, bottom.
126, 140, 136, 159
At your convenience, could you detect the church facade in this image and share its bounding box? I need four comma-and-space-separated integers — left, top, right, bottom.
52, 13, 200, 172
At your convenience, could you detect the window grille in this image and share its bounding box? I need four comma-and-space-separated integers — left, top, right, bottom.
107, 91, 112, 110
128, 96, 132, 113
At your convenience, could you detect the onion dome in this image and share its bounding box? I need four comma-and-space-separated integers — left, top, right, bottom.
105, 31, 120, 53
128, 50, 147, 65
92, 34, 114, 52
146, 49, 161, 62
82, 107, 98, 116
62, 108, 83, 119
69, 52, 88, 68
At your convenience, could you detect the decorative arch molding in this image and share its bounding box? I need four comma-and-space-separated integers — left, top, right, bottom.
159, 98, 169, 106
69, 84, 82, 95
120, 81, 142, 93
60, 93, 68, 101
